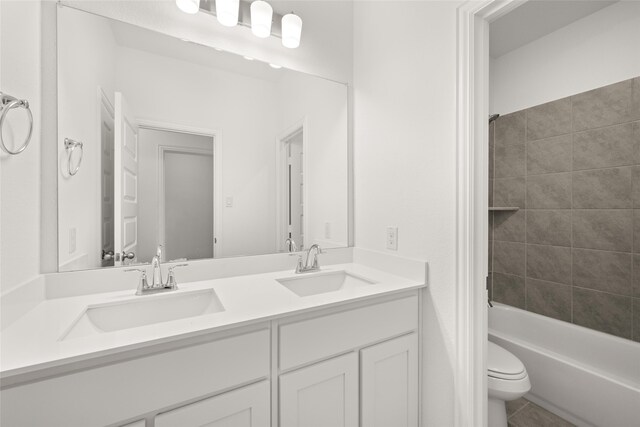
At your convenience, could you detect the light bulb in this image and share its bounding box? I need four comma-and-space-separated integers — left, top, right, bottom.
282, 13, 302, 48
251, 1, 273, 38
176, 0, 199, 14
216, 0, 239, 27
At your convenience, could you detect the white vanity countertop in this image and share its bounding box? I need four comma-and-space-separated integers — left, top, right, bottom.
0, 262, 426, 383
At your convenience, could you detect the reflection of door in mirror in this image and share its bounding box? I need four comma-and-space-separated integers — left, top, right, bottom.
137, 127, 215, 263
99, 93, 115, 267
163, 149, 214, 262
114, 92, 139, 266
287, 130, 304, 251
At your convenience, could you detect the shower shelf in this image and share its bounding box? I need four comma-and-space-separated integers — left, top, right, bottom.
489, 207, 520, 212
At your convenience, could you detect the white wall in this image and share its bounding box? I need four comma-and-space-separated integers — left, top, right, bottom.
277, 70, 349, 249
491, 1, 640, 114
353, 2, 462, 425
57, 7, 117, 270
0, 1, 42, 294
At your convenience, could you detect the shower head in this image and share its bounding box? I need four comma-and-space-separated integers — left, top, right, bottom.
489, 114, 500, 123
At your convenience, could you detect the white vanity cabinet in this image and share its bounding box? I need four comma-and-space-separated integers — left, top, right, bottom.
1, 291, 421, 427
361, 333, 419, 427
278, 294, 420, 427
279, 353, 359, 427
155, 380, 270, 427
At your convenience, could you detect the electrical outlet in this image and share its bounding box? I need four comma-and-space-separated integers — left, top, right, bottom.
324, 222, 331, 239
69, 228, 76, 254
386, 226, 398, 251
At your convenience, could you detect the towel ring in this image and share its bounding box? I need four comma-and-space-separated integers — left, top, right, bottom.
64, 138, 84, 176
0, 92, 33, 155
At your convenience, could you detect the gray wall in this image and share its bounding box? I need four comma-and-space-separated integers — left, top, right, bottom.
488, 76, 640, 341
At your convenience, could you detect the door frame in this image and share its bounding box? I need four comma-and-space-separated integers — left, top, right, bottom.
97, 87, 115, 267
137, 119, 223, 258
455, 1, 525, 426
275, 117, 309, 253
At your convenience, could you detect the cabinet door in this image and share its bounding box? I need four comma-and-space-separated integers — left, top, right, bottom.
155, 381, 269, 427
280, 352, 358, 427
361, 333, 418, 427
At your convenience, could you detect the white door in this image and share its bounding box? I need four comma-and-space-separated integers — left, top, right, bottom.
287, 132, 304, 250
114, 92, 139, 266
155, 381, 270, 427
279, 352, 358, 427
360, 333, 419, 427
100, 99, 115, 267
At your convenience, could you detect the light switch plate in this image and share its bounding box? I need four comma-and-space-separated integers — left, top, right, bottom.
225, 196, 233, 207
386, 226, 398, 250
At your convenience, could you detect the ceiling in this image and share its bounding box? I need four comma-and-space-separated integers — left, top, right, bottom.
490, 0, 618, 58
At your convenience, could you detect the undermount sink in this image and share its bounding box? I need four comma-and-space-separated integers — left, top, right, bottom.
277, 270, 376, 297
61, 289, 225, 340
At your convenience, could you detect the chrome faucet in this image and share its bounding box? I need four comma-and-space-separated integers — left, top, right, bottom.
295, 244, 323, 274
126, 245, 188, 295
285, 237, 298, 253
151, 245, 164, 287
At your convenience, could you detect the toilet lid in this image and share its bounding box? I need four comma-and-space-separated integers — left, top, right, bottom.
487, 342, 527, 380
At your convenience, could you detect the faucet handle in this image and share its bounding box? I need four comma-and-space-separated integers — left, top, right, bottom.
125, 268, 149, 295
166, 263, 188, 289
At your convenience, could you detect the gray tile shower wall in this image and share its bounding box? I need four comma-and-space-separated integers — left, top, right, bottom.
489, 76, 640, 342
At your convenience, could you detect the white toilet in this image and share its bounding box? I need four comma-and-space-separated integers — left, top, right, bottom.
487, 341, 531, 427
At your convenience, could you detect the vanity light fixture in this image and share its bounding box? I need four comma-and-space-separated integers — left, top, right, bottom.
216, 0, 240, 27
178, 0, 302, 48
250, 1, 273, 38
176, 0, 200, 14
281, 12, 302, 48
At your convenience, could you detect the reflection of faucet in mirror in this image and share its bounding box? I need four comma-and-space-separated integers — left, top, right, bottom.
295, 244, 323, 274
285, 238, 298, 253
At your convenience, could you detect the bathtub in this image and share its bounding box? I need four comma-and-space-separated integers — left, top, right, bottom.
488, 303, 640, 427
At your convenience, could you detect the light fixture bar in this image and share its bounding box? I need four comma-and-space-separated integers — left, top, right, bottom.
199, 0, 283, 38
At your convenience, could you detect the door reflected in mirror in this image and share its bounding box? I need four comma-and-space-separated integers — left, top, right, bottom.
57, 6, 348, 272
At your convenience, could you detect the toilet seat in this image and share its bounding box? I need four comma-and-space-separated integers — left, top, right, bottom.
488, 341, 527, 381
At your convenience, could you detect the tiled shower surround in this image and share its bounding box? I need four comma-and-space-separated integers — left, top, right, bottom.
488, 76, 640, 342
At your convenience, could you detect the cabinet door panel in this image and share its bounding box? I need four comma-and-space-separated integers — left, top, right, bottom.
280, 352, 358, 427
361, 333, 418, 427
155, 381, 269, 427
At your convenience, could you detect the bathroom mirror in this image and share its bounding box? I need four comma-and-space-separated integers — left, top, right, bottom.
56, 5, 348, 272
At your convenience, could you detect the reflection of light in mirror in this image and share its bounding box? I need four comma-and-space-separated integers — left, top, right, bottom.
176, 0, 200, 14
269, 63, 282, 69
251, 1, 273, 38
243, 55, 255, 61
282, 12, 302, 48
216, 0, 240, 27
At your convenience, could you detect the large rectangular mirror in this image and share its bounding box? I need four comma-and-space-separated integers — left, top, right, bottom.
57, 5, 349, 272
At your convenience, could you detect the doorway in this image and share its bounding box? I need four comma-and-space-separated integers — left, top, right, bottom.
277, 121, 307, 253
137, 124, 221, 262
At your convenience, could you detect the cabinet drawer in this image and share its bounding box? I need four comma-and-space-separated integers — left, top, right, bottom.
279, 295, 418, 371
1, 328, 270, 427
156, 380, 270, 427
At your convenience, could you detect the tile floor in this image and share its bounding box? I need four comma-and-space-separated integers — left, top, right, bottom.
507, 397, 575, 427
